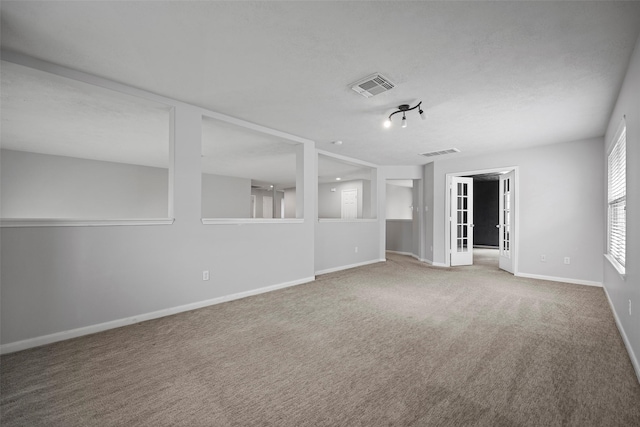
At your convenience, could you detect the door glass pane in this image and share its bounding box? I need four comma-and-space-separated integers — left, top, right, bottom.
501, 177, 511, 257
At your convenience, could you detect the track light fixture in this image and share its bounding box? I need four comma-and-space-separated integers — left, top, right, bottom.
384, 101, 426, 129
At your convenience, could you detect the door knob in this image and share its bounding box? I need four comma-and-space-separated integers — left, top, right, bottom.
496, 224, 500, 228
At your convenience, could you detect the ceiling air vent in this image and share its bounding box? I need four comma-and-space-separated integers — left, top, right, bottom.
350, 73, 395, 98
420, 148, 461, 158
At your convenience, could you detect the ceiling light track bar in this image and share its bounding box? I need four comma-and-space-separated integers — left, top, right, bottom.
384, 101, 426, 128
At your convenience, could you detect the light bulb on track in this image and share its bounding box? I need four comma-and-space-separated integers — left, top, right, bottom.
384, 101, 426, 129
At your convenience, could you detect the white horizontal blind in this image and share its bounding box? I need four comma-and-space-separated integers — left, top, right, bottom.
607, 120, 626, 269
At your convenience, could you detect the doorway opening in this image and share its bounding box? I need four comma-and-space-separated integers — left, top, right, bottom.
446, 167, 518, 274
384, 178, 423, 261
385, 179, 415, 256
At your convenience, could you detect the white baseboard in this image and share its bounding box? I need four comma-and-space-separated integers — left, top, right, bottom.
0, 276, 315, 355
426, 260, 447, 267
386, 250, 414, 257
315, 259, 384, 276
602, 286, 640, 384
388, 253, 446, 267
385, 251, 428, 263
515, 272, 602, 287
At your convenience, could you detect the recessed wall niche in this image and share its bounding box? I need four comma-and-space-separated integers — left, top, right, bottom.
201, 116, 302, 220
0, 61, 173, 220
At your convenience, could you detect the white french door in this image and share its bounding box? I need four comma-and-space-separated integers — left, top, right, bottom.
450, 177, 474, 266
499, 171, 515, 273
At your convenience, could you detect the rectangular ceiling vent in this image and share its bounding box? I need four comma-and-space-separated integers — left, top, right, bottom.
350, 73, 395, 98
420, 148, 461, 157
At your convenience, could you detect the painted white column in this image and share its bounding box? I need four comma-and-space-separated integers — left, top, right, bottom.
172, 105, 203, 224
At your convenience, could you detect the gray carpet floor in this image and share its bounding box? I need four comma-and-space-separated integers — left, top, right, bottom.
2, 250, 639, 426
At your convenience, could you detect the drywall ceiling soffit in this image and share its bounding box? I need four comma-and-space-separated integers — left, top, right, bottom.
317, 154, 374, 184
1, 1, 640, 167
387, 180, 414, 188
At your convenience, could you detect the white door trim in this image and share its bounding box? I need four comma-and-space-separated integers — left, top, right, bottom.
444, 166, 519, 274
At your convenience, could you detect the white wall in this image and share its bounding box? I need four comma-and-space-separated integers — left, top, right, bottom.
0, 59, 317, 350
603, 33, 640, 380
386, 184, 412, 219
422, 164, 435, 263
386, 220, 413, 253
201, 173, 251, 218
429, 138, 604, 284
315, 220, 381, 274
1, 149, 168, 218
314, 157, 383, 274
412, 181, 422, 258
284, 188, 296, 218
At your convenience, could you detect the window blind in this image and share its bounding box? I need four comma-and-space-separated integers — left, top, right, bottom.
607, 120, 626, 269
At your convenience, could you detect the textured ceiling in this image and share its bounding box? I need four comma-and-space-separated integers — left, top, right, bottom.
1, 1, 639, 169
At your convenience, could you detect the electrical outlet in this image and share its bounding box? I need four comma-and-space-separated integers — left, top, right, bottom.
355, 246, 358, 253
540, 255, 546, 262
564, 257, 570, 265
202, 270, 210, 281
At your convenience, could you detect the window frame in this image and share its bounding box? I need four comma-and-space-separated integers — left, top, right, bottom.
605, 117, 626, 277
